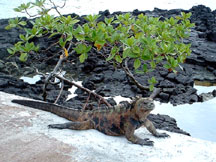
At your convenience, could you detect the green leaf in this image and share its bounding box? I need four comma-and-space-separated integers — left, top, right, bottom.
168, 57, 178, 68
151, 77, 157, 84
79, 53, 88, 63
128, 52, 139, 58
59, 37, 66, 48
123, 48, 130, 58
32, 0, 46, 7
5, 24, 16, 30
14, 8, 22, 12
34, 45, 40, 52
127, 37, 135, 47
135, 70, 144, 74
124, 13, 131, 20
150, 61, 156, 69
142, 64, 148, 72
19, 53, 28, 62
105, 17, 114, 25
18, 21, 27, 26
7, 48, 15, 55
164, 63, 171, 69
19, 34, 26, 41
86, 46, 92, 53
132, 46, 140, 54
83, 24, 90, 33
111, 32, 121, 43
49, 32, 59, 38
115, 55, 122, 63
106, 53, 115, 61
24, 42, 35, 52
149, 84, 154, 91
70, 19, 80, 25
148, 77, 157, 85
111, 46, 119, 55
141, 49, 151, 60
74, 44, 85, 54
134, 59, 141, 69
74, 44, 91, 54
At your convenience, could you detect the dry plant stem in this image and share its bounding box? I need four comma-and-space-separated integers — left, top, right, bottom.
42, 54, 66, 100
54, 74, 112, 108
82, 94, 91, 111
24, 9, 38, 18
149, 88, 161, 99
54, 80, 64, 104
49, 0, 67, 16
122, 59, 161, 98
122, 58, 149, 90
42, 42, 72, 100
42, 41, 59, 52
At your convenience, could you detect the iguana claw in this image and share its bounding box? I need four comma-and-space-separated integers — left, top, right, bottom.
154, 132, 170, 138
137, 138, 154, 146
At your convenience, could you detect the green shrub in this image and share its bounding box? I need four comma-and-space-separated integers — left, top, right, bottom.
5, 0, 194, 90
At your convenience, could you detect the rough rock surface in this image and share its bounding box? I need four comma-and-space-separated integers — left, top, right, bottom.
0, 74, 71, 104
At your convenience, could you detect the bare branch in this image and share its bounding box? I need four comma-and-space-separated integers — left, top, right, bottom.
53, 74, 112, 108
82, 94, 91, 111
49, 0, 67, 16
24, 9, 39, 18
149, 88, 161, 99
54, 80, 64, 104
35, 68, 46, 77
42, 54, 66, 100
122, 58, 149, 90
42, 41, 59, 52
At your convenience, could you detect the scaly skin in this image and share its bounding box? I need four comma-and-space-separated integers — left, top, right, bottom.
12, 97, 169, 146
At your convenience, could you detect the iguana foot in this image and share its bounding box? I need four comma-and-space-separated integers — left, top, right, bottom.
136, 138, 154, 146
154, 132, 170, 138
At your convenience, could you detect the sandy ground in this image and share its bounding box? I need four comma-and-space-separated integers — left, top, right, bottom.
0, 91, 216, 162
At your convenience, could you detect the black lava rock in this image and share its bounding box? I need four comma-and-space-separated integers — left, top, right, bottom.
148, 114, 190, 136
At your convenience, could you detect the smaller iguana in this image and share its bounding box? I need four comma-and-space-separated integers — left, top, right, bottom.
12, 97, 169, 146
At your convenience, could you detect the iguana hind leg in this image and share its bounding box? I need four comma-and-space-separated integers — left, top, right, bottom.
48, 120, 94, 130
143, 119, 169, 138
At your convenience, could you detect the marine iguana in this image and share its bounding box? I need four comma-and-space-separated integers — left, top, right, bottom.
12, 97, 169, 146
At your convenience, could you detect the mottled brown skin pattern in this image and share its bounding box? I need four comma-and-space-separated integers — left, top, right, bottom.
12, 98, 169, 146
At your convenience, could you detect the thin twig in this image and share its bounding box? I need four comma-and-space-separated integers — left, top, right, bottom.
24, 9, 39, 18
35, 68, 46, 77
149, 88, 161, 99
53, 74, 112, 107
42, 41, 73, 101
98, 99, 101, 109
54, 80, 64, 104
42, 54, 65, 100
42, 41, 59, 52
82, 94, 91, 111
122, 58, 149, 90
49, 0, 67, 16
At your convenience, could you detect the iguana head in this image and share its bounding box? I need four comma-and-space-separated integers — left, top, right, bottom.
134, 97, 155, 120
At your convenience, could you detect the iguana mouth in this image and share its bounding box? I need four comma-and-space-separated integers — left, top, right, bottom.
146, 102, 155, 110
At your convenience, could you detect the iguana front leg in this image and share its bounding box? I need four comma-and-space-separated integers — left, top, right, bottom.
48, 120, 94, 130
124, 124, 154, 146
143, 119, 169, 138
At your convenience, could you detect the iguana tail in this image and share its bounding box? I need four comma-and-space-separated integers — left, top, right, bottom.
12, 99, 82, 121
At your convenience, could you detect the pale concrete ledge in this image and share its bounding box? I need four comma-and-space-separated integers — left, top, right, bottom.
0, 91, 216, 162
